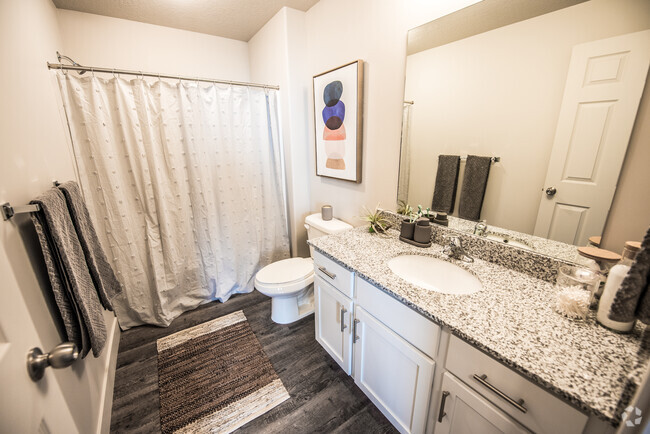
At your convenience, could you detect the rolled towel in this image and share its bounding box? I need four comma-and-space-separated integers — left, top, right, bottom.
431, 155, 460, 213
59, 181, 121, 311
30, 189, 107, 358
609, 226, 650, 324
458, 155, 492, 221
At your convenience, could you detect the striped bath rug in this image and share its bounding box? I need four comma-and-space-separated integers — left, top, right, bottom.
157, 310, 290, 433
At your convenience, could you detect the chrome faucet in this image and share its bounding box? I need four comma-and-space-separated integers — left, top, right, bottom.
474, 220, 487, 237
443, 236, 474, 263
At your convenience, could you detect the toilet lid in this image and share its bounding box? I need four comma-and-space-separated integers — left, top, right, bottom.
256, 258, 314, 285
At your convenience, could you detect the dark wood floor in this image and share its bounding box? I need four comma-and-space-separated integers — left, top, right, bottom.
110, 290, 397, 433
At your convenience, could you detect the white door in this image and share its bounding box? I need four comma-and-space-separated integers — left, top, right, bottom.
353, 306, 434, 434
314, 275, 353, 375
0, 247, 77, 433
534, 30, 650, 246
434, 372, 527, 434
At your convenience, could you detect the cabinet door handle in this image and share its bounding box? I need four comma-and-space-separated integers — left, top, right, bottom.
473, 374, 527, 413
340, 307, 347, 332
318, 266, 336, 280
353, 319, 360, 343
437, 391, 450, 422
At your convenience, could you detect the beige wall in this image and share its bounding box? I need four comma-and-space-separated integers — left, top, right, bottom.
601, 75, 650, 252
249, 7, 312, 257
0, 1, 118, 432
302, 0, 482, 227
403, 0, 650, 235
56, 9, 250, 80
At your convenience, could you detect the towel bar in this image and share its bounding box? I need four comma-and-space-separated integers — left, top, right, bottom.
2, 180, 60, 221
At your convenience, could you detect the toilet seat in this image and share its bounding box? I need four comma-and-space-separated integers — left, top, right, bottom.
255, 257, 315, 296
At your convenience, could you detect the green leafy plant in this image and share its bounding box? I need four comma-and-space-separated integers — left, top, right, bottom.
397, 200, 413, 216
362, 204, 391, 233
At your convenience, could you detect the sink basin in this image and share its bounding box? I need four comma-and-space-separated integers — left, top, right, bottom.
485, 233, 533, 251
388, 255, 482, 295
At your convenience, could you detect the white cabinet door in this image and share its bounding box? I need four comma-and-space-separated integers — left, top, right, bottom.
314, 275, 353, 375
353, 306, 435, 434
434, 372, 528, 434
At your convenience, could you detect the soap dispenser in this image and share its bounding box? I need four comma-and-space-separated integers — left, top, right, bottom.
596, 241, 641, 332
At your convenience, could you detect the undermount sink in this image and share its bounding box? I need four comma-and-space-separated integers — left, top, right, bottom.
388, 255, 482, 295
485, 233, 533, 251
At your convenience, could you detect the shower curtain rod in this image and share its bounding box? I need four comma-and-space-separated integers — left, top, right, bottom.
47, 62, 280, 90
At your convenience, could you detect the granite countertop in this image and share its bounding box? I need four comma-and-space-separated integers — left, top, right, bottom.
309, 227, 649, 425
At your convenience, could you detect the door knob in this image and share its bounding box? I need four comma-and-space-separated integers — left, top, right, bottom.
27, 342, 79, 381
545, 187, 557, 197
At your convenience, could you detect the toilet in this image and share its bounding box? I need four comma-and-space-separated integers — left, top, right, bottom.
255, 212, 352, 324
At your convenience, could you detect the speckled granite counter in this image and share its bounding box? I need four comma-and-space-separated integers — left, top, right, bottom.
309, 227, 650, 425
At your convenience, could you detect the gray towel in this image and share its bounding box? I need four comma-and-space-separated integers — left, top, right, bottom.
431, 155, 460, 213
59, 181, 121, 311
30, 189, 106, 358
609, 226, 650, 324
458, 155, 492, 221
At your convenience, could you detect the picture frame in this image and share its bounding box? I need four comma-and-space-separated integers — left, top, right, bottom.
313, 60, 364, 183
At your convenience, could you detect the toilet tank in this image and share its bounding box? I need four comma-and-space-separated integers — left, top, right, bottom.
304, 213, 352, 256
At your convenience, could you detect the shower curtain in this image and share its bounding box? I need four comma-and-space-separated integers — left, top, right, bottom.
397, 103, 412, 205
56, 73, 290, 329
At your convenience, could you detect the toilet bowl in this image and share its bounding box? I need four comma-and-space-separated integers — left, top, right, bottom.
255, 257, 315, 324
254, 213, 352, 324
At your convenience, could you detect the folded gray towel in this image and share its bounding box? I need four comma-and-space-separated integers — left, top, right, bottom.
31, 212, 88, 353
609, 226, 650, 324
31, 189, 107, 358
458, 155, 492, 221
431, 155, 460, 213
59, 181, 121, 311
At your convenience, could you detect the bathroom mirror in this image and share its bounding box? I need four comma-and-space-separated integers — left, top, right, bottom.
397, 0, 650, 256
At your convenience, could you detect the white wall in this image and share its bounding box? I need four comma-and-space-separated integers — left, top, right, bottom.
249, 7, 311, 257
0, 1, 118, 433
301, 0, 482, 227
403, 0, 650, 234
56, 9, 250, 80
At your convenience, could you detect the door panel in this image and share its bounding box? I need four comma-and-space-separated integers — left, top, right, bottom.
353, 306, 434, 434
314, 275, 353, 374
434, 372, 527, 434
534, 30, 650, 245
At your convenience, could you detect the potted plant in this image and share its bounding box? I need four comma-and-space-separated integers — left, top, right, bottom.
362, 204, 391, 233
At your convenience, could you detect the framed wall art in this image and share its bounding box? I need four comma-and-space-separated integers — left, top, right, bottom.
313, 60, 364, 183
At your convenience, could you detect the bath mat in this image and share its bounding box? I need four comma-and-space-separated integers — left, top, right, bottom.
157, 310, 290, 433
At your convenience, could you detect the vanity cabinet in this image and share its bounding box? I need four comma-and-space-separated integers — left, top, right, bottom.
434, 372, 528, 434
313, 250, 440, 434
353, 306, 435, 434
314, 275, 353, 375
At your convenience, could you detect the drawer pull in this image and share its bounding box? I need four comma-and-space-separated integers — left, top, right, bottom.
318, 266, 336, 280
353, 319, 360, 343
438, 391, 450, 422
473, 374, 527, 414
340, 307, 347, 332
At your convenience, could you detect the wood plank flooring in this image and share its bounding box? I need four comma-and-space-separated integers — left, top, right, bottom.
110, 290, 398, 433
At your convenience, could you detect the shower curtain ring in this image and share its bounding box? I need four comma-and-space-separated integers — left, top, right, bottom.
90, 67, 95, 77
112, 69, 117, 79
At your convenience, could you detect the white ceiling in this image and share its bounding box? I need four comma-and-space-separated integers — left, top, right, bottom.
52, 0, 321, 42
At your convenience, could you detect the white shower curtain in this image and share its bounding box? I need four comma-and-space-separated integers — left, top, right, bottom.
56, 73, 290, 329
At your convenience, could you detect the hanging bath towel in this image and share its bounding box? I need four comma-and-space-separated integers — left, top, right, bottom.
431, 155, 460, 213
30, 189, 107, 358
458, 155, 492, 221
59, 181, 121, 311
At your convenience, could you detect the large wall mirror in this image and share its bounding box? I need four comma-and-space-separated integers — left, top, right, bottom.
397, 0, 650, 257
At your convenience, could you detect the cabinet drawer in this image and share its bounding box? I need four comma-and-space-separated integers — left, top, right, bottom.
356, 276, 440, 360
446, 336, 587, 434
313, 250, 355, 298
